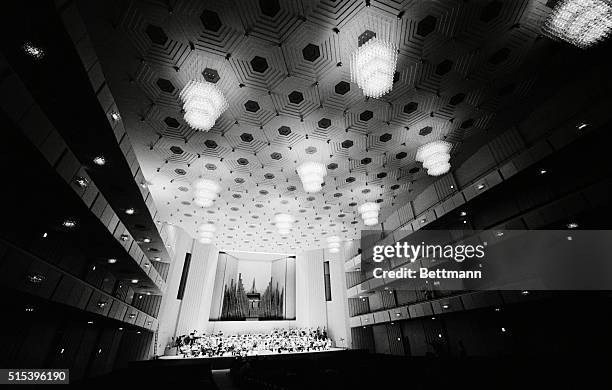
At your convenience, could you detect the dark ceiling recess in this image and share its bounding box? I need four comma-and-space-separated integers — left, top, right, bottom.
302, 43, 321, 62
145, 24, 168, 45
202, 68, 220, 83
200, 9, 222, 32
416, 15, 437, 37
334, 81, 350, 95
250, 56, 269, 73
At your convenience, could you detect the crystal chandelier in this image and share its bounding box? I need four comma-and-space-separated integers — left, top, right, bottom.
543, 0, 612, 49
193, 179, 221, 207
297, 161, 327, 193
358, 202, 380, 226
327, 236, 341, 253
274, 213, 294, 236
416, 141, 452, 177
350, 37, 398, 98
198, 223, 216, 244
179, 80, 228, 131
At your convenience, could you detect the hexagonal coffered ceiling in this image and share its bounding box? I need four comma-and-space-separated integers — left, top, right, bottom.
81, 0, 554, 252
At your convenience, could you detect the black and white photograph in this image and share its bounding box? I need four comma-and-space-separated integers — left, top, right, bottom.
0, 0, 611, 387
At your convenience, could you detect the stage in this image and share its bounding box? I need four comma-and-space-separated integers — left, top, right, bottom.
159, 348, 347, 369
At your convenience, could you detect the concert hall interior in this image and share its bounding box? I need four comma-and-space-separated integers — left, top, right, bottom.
1, 0, 612, 388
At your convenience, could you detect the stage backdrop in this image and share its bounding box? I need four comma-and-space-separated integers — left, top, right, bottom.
209, 252, 296, 321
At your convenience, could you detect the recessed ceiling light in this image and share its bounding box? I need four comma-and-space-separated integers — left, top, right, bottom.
120, 234, 129, 241
567, 222, 579, 229
75, 177, 89, 188
22, 42, 45, 59
93, 156, 106, 166
143, 238, 151, 243
111, 112, 121, 121
476, 183, 485, 190
521, 290, 529, 295
118, 327, 123, 331
42, 232, 48, 238
131, 279, 139, 284
107, 258, 117, 264
539, 169, 547, 175
25, 306, 35, 312
125, 208, 135, 215
460, 211, 467, 217
577, 122, 588, 130
87, 321, 94, 324
495, 231, 504, 237
62, 219, 76, 228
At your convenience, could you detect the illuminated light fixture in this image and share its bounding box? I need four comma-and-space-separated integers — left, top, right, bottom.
358, 202, 380, 226
25, 306, 35, 312
416, 141, 452, 177
179, 80, 228, 131
22, 42, 45, 59
350, 33, 398, 98
125, 208, 135, 215
26, 274, 45, 284
131, 279, 139, 284
567, 222, 579, 229
274, 213, 294, 235
107, 258, 117, 264
87, 321, 94, 324
110, 112, 121, 121
198, 223, 217, 244
62, 219, 76, 229
193, 179, 221, 207
297, 161, 327, 193
120, 234, 129, 241
327, 236, 341, 253
542, 0, 612, 49
577, 122, 588, 130
75, 177, 89, 188
42, 232, 48, 238
93, 156, 106, 166
143, 238, 151, 243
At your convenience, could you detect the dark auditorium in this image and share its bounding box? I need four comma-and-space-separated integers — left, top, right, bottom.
1, 0, 612, 388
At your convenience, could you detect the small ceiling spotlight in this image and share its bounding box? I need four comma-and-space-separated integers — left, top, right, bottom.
327, 236, 341, 253
62, 219, 77, 229
274, 213, 294, 235
358, 202, 380, 226
416, 141, 452, 176
120, 234, 129, 241
143, 238, 151, 243
567, 222, 579, 229
577, 122, 588, 130
180, 80, 228, 131
350, 30, 397, 98
460, 211, 467, 217
476, 183, 486, 190
22, 42, 45, 59
198, 223, 217, 244
543, 0, 612, 49
107, 258, 117, 264
93, 156, 106, 166
539, 168, 547, 175
25, 306, 35, 312
297, 161, 327, 193
110, 112, 121, 121
125, 208, 135, 215
42, 232, 48, 238
131, 279, 139, 284
75, 177, 89, 188
193, 179, 221, 207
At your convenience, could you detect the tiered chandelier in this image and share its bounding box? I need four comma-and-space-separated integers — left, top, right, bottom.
297, 161, 327, 193
274, 213, 294, 236
350, 32, 398, 98
193, 179, 221, 207
416, 141, 452, 177
179, 80, 228, 131
198, 223, 217, 244
327, 236, 341, 253
358, 202, 380, 226
543, 0, 612, 49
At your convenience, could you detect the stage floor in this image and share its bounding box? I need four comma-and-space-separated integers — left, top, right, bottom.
159, 347, 344, 360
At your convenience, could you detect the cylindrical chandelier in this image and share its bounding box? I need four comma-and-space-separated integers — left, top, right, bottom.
350, 37, 398, 98
542, 0, 612, 49
179, 80, 228, 131
274, 213, 294, 235
358, 202, 380, 226
416, 141, 452, 177
327, 236, 341, 253
297, 161, 327, 193
193, 179, 221, 207
198, 223, 217, 244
